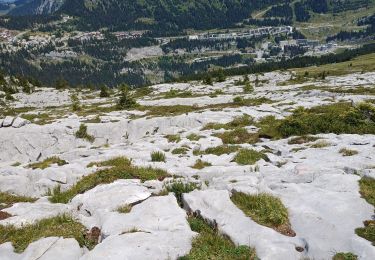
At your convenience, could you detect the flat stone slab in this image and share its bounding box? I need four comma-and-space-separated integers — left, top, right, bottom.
0, 237, 83, 260
0, 201, 73, 227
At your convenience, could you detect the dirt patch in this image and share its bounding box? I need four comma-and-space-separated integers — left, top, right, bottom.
0, 211, 12, 220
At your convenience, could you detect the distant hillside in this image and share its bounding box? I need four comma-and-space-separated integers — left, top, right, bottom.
58, 0, 286, 31
9, 0, 64, 15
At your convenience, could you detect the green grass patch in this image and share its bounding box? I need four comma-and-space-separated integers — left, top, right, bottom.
116, 204, 132, 214
191, 159, 212, 169
288, 135, 320, 145
0, 215, 96, 253
151, 151, 166, 162
27, 157, 68, 170
49, 158, 170, 204
0, 192, 36, 210
310, 140, 331, 148
258, 102, 375, 139
355, 177, 375, 245
203, 115, 253, 131
179, 216, 257, 260
339, 148, 359, 156
186, 133, 203, 141
215, 128, 259, 145
234, 149, 267, 165
87, 157, 131, 168
333, 252, 358, 260
172, 147, 189, 155
194, 145, 240, 156
166, 134, 181, 143
231, 192, 294, 236
163, 180, 201, 206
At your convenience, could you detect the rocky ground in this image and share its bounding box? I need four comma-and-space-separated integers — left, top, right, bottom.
0, 70, 375, 259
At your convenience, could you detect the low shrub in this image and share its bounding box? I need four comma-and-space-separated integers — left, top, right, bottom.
75, 124, 95, 143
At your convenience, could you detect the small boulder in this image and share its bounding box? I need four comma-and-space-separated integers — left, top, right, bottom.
12, 117, 30, 128
2, 116, 15, 127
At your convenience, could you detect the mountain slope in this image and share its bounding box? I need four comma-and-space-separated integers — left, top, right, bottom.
9, 0, 64, 15
59, 0, 286, 31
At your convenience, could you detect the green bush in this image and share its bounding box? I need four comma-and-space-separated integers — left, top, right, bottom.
116, 84, 137, 109
75, 124, 95, 143
243, 82, 254, 93
99, 85, 110, 98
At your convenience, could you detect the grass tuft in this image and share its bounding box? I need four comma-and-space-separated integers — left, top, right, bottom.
87, 156, 131, 168
215, 128, 259, 144
310, 140, 331, 148
355, 177, 375, 245
333, 252, 358, 260
288, 135, 320, 144
194, 145, 240, 156
186, 133, 203, 141
179, 216, 257, 260
234, 149, 267, 165
231, 192, 294, 236
0, 192, 36, 210
203, 115, 253, 131
27, 157, 68, 170
116, 204, 132, 214
191, 159, 212, 169
163, 180, 201, 206
172, 147, 189, 155
166, 134, 181, 143
0, 215, 96, 253
49, 158, 169, 204
339, 148, 359, 157
151, 151, 166, 162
